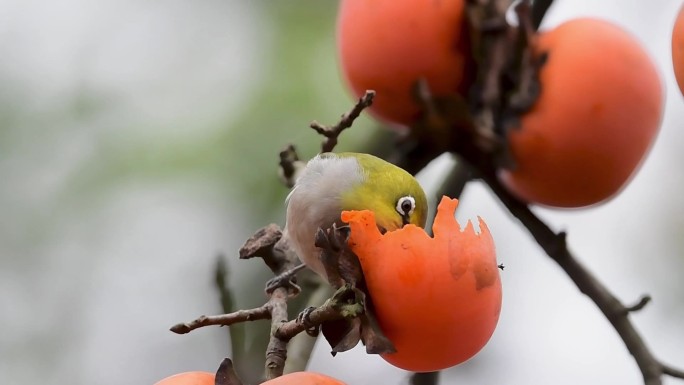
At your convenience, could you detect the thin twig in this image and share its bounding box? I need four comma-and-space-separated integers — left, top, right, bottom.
625, 295, 652, 313
662, 364, 684, 379
170, 307, 271, 334
310, 90, 375, 153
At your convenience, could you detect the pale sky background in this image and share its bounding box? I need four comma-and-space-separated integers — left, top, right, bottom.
1, 1, 683, 385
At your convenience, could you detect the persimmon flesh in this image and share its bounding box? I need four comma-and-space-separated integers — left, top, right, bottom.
337, 0, 470, 128
500, 18, 663, 208
673, 3, 684, 95
262, 372, 347, 384
342, 197, 501, 372
153, 371, 214, 385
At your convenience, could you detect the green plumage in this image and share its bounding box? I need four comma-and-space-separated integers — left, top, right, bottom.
336, 152, 428, 231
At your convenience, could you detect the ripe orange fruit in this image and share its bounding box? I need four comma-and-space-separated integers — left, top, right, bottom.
673, 3, 684, 95
262, 372, 347, 384
154, 371, 214, 385
336, 0, 470, 128
500, 18, 663, 208
342, 197, 502, 372
154, 371, 346, 385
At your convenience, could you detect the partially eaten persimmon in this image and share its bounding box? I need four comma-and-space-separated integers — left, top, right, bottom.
341, 196, 501, 372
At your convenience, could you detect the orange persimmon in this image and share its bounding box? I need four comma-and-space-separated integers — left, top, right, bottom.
154, 372, 214, 385
673, 3, 684, 95
341, 196, 501, 372
262, 372, 347, 384
336, 0, 471, 128
500, 18, 663, 208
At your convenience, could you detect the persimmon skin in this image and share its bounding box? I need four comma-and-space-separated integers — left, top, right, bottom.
154, 371, 345, 385
262, 372, 347, 384
342, 197, 501, 372
154, 371, 214, 385
673, 4, 684, 95
337, 0, 470, 128
500, 18, 663, 208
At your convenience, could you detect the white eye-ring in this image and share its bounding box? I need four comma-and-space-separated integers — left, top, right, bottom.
396, 196, 416, 217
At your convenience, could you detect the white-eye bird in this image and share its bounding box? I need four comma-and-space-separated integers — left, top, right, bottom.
284, 152, 428, 281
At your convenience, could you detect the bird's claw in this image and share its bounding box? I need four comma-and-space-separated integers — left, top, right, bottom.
296, 306, 320, 337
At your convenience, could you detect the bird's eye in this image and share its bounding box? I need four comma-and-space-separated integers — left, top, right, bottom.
396, 196, 416, 216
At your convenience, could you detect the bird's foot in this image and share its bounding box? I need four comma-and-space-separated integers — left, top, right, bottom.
296, 306, 320, 337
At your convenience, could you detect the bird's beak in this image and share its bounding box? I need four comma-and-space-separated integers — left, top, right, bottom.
401, 213, 410, 227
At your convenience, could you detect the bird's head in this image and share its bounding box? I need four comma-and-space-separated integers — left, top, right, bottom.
338, 153, 428, 232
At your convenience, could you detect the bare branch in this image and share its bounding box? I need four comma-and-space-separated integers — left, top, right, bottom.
625, 295, 652, 313
283, 279, 334, 373
480, 170, 681, 385
662, 364, 684, 379
273, 289, 361, 341
264, 287, 289, 379
310, 90, 375, 153
170, 307, 271, 334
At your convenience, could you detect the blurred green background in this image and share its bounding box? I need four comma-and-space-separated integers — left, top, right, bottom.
1, 1, 683, 384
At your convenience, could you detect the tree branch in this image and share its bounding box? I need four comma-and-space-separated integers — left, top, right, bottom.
478, 171, 679, 385
283, 279, 334, 373
310, 90, 375, 153
170, 307, 271, 334
662, 364, 684, 380
625, 295, 652, 313
171, 223, 368, 380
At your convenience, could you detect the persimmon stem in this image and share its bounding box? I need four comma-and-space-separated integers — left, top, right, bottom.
215, 358, 244, 385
